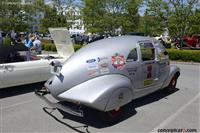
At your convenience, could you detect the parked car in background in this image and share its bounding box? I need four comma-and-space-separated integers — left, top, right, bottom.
126, 32, 146, 36
183, 35, 199, 47
71, 34, 86, 45
173, 34, 200, 49
0, 28, 74, 89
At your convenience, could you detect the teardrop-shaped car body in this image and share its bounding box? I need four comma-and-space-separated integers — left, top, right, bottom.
44, 35, 180, 113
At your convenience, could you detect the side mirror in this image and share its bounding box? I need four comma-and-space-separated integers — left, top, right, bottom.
50, 60, 62, 75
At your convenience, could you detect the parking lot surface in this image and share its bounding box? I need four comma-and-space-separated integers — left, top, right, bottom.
0, 63, 199, 133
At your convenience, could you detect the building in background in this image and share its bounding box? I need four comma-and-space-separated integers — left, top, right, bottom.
67, 6, 85, 34
46, 1, 85, 34
21, 0, 85, 33
57, 5, 85, 34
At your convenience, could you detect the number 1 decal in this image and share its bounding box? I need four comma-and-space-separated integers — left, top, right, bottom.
147, 65, 152, 79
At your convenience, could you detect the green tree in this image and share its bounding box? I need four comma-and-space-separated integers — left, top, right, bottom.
146, 0, 200, 36
190, 9, 200, 34
81, 0, 105, 33
0, 0, 31, 32
123, 0, 142, 33
81, 0, 142, 34
39, 0, 80, 32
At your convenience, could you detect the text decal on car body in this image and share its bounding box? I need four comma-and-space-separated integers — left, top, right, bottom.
86, 59, 96, 63
126, 67, 137, 76
112, 53, 126, 69
88, 70, 99, 77
86, 58, 98, 70
97, 57, 109, 62
98, 56, 110, 74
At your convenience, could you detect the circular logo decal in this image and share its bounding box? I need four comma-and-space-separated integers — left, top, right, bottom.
112, 54, 126, 69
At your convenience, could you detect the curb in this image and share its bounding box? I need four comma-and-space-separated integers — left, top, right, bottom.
170, 61, 200, 65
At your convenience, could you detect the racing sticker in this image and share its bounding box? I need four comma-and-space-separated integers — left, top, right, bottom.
56, 73, 64, 82
88, 70, 99, 77
99, 63, 110, 74
98, 57, 110, 74
144, 79, 153, 86
126, 67, 137, 76
86, 58, 98, 70
100, 68, 110, 74
97, 56, 109, 62
112, 53, 126, 69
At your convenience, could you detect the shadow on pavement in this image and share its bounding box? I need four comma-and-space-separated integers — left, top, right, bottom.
0, 82, 44, 98
42, 88, 180, 132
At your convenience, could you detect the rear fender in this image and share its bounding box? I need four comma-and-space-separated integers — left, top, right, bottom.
162, 65, 180, 88
58, 74, 133, 111
104, 87, 133, 111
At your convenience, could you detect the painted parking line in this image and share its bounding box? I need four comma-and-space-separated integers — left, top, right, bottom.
150, 93, 200, 133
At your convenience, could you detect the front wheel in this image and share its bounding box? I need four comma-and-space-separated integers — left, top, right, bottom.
164, 74, 179, 93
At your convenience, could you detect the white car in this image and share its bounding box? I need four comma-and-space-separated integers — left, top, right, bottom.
0, 28, 74, 89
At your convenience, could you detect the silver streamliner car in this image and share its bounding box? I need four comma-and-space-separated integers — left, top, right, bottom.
36, 31, 180, 122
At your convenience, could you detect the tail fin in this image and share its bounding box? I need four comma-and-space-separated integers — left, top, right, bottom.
49, 28, 74, 58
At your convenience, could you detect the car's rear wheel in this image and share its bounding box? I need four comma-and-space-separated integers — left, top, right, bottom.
99, 107, 123, 124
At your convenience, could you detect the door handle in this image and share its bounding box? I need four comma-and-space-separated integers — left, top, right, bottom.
4, 65, 14, 72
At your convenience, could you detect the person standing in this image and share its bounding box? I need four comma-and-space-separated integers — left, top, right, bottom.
33, 36, 42, 54
10, 30, 16, 45
23, 34, 35, 61
0, 30, 3, 48
0, 30, 3, 63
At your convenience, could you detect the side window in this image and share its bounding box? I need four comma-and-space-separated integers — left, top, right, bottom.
127, 48, 137, 62
140, 42, 155, 61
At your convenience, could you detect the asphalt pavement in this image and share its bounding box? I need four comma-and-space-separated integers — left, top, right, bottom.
0, 63, 199, 133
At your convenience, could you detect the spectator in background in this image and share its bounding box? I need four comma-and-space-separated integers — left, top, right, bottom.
33, 36, 42, 54
23, 34, 35, 61
0, 30, 3, 48
10, 30, 16, 45
0, 30, 3, 63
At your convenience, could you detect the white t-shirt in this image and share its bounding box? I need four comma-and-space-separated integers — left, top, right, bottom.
33, 39, 42, 52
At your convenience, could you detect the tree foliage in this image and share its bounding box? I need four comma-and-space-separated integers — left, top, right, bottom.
39, 0, 80, 32
1, 0, 199, 36
0, 0, 31, 32
146, 0, 200, 36
81, 0, 143, 34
